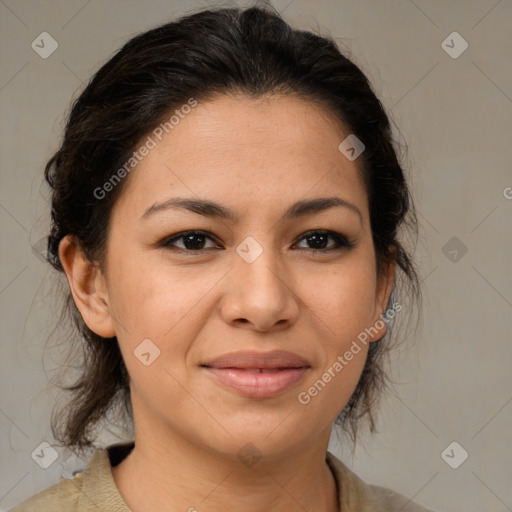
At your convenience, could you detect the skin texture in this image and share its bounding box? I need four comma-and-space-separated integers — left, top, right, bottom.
59, 93, 395, 512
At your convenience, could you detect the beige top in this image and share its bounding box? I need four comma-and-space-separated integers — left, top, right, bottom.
10, 442, 435, 511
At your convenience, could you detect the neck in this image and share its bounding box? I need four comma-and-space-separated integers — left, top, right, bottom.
111, 418, 339, 512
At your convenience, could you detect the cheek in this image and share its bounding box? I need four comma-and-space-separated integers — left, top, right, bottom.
106, 249, 224, 371
105, 254, 203, 412
300, 259, 378, 348
289, 255, 378, 412
106, 248, 188, 336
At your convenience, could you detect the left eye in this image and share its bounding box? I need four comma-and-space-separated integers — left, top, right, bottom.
293, 230, 354, 252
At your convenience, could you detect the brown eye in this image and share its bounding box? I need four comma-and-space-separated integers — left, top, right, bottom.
162, 231, 220, 252
294, 230, 354, 252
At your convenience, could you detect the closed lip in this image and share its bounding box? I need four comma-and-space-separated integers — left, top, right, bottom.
201, 350, 311, 370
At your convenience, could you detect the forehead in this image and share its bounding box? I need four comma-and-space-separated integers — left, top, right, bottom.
113, 93, 368, 222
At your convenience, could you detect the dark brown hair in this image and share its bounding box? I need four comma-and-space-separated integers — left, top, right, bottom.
44, 2, 420, 455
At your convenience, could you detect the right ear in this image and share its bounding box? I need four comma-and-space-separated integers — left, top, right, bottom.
58, 235, 116, 338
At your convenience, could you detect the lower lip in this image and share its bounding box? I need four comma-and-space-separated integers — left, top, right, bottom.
202, 367, 309, 398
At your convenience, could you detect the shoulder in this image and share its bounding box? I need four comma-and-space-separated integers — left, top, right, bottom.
326, 451, 438, 512
9, 444, 132, 512
8, 474, 83, 511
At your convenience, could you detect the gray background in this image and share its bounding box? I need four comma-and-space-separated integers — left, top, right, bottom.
1, 1, 511, 511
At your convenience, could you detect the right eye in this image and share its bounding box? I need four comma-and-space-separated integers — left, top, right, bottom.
160, 230, 222, 253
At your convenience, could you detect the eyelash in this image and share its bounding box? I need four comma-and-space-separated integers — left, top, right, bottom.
160, 229, 355, 255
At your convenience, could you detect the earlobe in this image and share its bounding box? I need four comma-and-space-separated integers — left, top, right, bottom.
58, 235, 116, 338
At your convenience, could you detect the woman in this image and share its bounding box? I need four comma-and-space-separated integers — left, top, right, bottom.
11, 3, 435, 511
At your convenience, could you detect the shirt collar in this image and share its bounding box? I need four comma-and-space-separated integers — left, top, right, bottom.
76, 442, 368, 511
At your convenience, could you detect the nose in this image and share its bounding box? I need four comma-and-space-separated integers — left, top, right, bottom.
220, 244, 300, 332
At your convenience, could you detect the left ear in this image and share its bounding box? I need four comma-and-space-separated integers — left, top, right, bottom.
369, 252, 396, 342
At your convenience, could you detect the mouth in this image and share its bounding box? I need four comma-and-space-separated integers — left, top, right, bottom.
200, 350, 311, 399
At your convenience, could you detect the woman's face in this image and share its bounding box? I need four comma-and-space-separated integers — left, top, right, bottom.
87, 93, 393, 459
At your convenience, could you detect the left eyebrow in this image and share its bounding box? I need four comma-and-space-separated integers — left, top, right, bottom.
141, 196, 363, 226
285, 197, 362, 225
